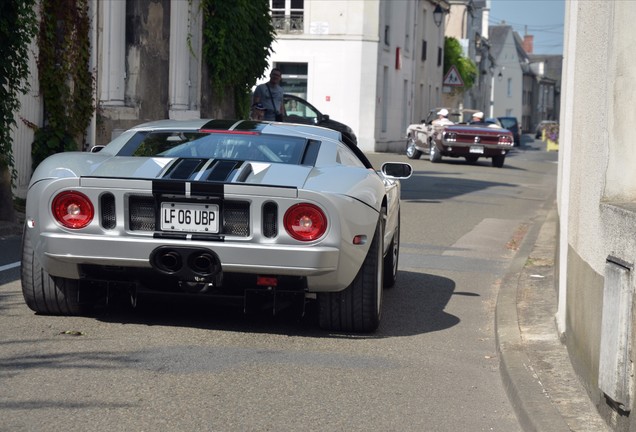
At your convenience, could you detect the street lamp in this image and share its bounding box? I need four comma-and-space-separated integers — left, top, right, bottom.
433, 4, 444, 27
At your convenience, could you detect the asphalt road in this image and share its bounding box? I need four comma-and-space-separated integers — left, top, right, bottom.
0, 136, 558, 432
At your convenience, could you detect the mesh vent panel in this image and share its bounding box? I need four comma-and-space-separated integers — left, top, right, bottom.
129, 196, 156, 231
100, 193, 116, 229
223, 201, 250, 236
262, 202, 278, 238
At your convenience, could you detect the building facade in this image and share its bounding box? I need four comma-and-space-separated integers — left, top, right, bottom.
487, 25, 523, 120
262, 0, 449, 153
558, 1, 636, 430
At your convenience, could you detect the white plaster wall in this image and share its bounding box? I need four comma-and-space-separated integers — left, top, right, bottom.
605, 3, 636, 202
566, 1, 610, 275
266, 38, 373, 150
306, 0, 372, 36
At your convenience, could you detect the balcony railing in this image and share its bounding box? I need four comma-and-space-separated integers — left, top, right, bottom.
272, 15, 304, 34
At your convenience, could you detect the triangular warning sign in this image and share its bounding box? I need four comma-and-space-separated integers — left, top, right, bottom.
443, 65, 464, 87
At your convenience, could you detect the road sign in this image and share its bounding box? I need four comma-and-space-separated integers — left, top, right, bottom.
443, 65, 464, 87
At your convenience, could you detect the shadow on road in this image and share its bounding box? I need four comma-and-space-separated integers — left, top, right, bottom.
66, 268, 464, 339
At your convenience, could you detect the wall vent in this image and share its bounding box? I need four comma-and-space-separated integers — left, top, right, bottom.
599, 256, 634, 411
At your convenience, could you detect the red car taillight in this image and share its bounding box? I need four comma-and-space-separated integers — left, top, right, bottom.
284, 203, 327, 241
498, 135, 514, 146
444, 132, 457, 142
52, 191, 94, 229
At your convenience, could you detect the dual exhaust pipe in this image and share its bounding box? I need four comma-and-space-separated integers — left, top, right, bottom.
150, 246, 221, 283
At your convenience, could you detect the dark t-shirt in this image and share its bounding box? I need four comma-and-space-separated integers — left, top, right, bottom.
254, 83, 284, 120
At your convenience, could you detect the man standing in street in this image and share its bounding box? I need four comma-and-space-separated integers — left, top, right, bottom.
252, 68, 285, 121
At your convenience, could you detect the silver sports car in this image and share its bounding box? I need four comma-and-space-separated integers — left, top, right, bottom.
21, 119, 411, 332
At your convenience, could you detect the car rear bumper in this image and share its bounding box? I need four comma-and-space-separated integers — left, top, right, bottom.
440, 142, 510, 157
35, 230, 357, 292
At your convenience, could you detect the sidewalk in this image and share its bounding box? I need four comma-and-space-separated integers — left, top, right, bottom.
496, 205, 611, 431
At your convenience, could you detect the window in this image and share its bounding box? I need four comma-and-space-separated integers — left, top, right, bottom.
270, 0, 304, 34
383, 1, 391, 46
421, 40, 427, 61
507, 78, 512, 97
276, 62, 308, 97
381, 66, 389, 133
404, 2, 411, 52
336, 143, 366, 168
437, 47, 442, 67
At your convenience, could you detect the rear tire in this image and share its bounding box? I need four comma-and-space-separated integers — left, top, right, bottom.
406, 137, 422, 159
492, 155, 505, 168
429, 139, 442, 163
21, 228, 88, 315
319, 219, 383, 332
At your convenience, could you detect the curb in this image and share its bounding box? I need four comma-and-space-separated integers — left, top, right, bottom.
495, 204, 570, 432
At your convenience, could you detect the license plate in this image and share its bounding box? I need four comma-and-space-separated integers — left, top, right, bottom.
161, 202, 219, 233
469, 145, 484, 154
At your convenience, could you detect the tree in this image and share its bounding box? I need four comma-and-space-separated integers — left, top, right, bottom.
444, 36, 477, 91
200, 0, 276, 118
32, 0, 94, 170
0, 0, 38, 222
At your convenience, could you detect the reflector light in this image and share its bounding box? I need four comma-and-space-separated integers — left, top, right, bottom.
284, 203, 327, 241
257, 276, 278, 286
353, 235, 367, 245
52, 191, 94, 229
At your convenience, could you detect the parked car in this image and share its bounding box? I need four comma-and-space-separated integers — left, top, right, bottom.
497, 116, 521, 146
20, 119, 412, 333
405, 107, 480, 160
535, 120, 558, 139
283, 94, 357, 147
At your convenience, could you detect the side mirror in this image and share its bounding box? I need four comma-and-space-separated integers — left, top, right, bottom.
381, 162, 412, 179
90, 145, 105, 153
320, 114, 330, 122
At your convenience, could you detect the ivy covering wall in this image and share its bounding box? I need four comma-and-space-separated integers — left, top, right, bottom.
0, 0, 38, 222
32, 0, 94, 169
200, 0, 276, 118
444, 36, 477, 91
0, 0, 38, 178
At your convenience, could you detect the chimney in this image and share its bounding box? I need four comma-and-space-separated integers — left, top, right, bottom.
523, 34, 534, 54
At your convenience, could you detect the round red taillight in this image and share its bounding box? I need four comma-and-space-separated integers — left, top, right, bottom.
52, 191, 94, 229
284, 203, 327, 241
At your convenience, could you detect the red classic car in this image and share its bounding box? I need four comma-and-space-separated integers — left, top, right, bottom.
432, 123, 514, 167
405, 108, 514, 168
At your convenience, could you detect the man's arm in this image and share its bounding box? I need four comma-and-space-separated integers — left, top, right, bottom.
252, 85, 262, 106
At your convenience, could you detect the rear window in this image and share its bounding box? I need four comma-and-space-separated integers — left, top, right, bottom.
124, 131, 310, 165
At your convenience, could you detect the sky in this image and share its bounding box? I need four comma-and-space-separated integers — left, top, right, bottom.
489, 0, 565, 55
